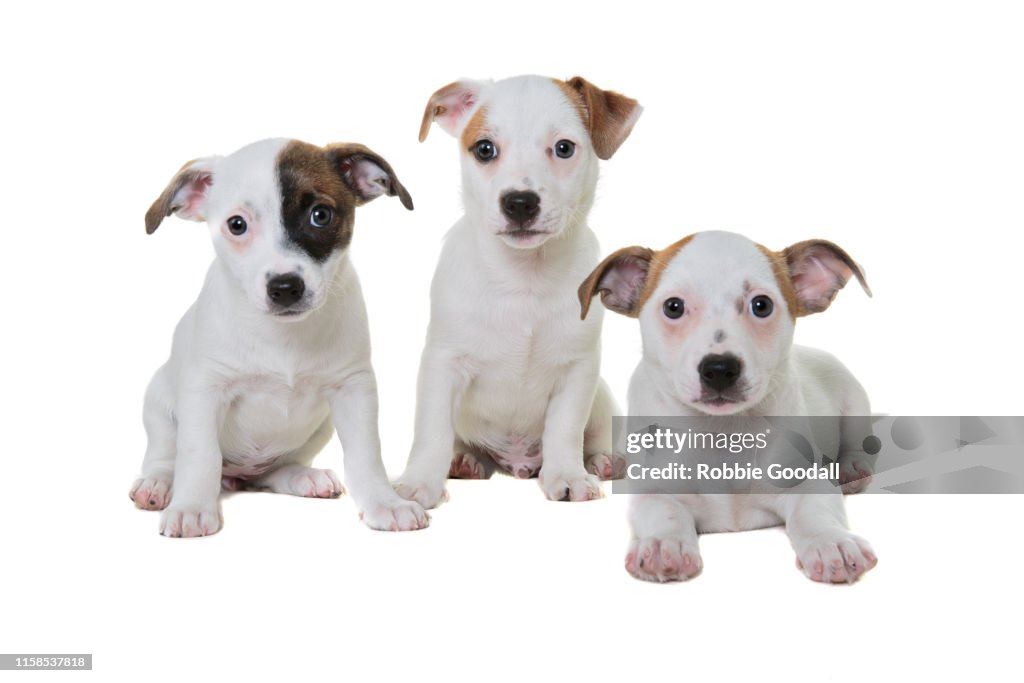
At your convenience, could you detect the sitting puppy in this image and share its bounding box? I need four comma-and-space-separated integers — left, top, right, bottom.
579, 230, 877, 582
131, 138, 428, 536
395, 75, 641, 508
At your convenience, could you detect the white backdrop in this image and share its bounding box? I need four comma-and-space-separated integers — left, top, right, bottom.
1, 1, 1021, 680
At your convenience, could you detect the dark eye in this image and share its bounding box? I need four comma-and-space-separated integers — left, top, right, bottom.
554, 139, 576, 159
227, 216, 247, 236
663, 297, 685, 319
473, 139, 497, 163
310, 205, 333, 228
751, 295, 774, 318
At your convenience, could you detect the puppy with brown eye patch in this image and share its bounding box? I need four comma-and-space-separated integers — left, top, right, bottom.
580, 230, 879, 583
131, 137, 428, 536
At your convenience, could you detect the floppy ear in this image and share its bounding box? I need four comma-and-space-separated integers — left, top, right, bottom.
782, 240, 871, 316
144, 157, 218, 234
579, 246, 655, 319
418, 79, 489, 142
326, 143, 414, 210
564, 76, 643, 160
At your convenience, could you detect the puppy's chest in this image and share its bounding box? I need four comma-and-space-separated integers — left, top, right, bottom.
219, 372, 332, 469
468, 294, 588, 366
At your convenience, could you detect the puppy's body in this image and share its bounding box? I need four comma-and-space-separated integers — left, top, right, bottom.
581, 231, 877, 582
396, 75, 641, 507
131, 138, 427, 536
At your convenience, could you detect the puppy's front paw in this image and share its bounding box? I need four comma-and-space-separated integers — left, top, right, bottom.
795, 531, 877, 583
159, 503, 222, 538
538, 469, 602, 502
394, 476, 448, 509
839, 459, 873, 494
585, 452, 627, 480
359, 497, 430, 532
626, 536, 703, 583
130, 477, 172, 511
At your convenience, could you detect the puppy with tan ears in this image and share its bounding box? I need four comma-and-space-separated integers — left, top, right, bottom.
395, 76, 641, 508
580, 231, 878, 582
131, 138, 429, 536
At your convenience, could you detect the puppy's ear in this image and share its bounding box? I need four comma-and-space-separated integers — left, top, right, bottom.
145, 157, 218, 234
564, 76, 643, 160
781, 240, 871, 315
419, 80, 489, 142
326, 143, 414, 210
579, 246, 655, 319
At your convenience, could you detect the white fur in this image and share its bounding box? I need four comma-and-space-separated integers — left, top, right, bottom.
130, 138, 427, 536
396, 75, 639, 506
589, 231, 877, 583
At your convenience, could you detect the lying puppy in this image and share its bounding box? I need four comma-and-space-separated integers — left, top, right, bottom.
395, 75, 642, 508
131, 138, 428, 536
580, 230, 877, 582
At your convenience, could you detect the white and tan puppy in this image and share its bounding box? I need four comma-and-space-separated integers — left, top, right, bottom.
580, 230, 877, 582
131, 138, 429, 536
395, 75, 641, 507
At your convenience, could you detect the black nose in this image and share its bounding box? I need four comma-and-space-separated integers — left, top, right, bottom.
698, 354, 743, 392
501, 191, 541, 226
267, 273, 305, 308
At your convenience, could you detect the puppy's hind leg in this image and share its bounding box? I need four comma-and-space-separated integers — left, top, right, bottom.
448, 438, 497, 480
583, 380, 626, 480
246, 418, 345, 498
130, 368, 176, 511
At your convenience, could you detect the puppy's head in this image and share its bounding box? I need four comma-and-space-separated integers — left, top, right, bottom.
145, 138, 412, 320
580, 231, 870, 415
419, 75, 641, 249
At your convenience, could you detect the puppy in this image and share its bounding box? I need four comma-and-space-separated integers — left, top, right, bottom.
580, 230, 878, 582
395, 76, 642, 508
130, 138, 428, 536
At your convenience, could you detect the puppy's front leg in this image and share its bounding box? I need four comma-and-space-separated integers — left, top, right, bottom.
783, 495, 877, 583
330, 370, 428, 531
395, 350, 468, 508
538, 358, 602, 502
626, 495, 702, 582
159, 385, 224, 538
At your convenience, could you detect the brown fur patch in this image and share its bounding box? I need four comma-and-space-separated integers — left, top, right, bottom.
559, 76, 641, 160
756, 244, 801, 320
459, 105, 489, 151
553, 78, 588, 126
636, 234, 697, 311
277, 140, 360, 259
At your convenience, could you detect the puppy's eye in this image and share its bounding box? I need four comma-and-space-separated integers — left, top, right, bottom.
751, 295, 774, 318
310, 205, 333, 228
554, 139, 576, 159
663, 297, 685, 319
227, 216, 247, 236
472, 139, 497, 163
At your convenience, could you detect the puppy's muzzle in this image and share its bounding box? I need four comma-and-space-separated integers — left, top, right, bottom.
267, 273, 306, 309
698, 353, 743, 392
500, 190, 541, 229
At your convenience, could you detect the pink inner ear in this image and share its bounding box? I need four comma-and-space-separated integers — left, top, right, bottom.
344, 159, 389, 200
791, 249, 854, 312
174, 173, 213, 221
599, 256, 649, 311
435, 89, 478, 137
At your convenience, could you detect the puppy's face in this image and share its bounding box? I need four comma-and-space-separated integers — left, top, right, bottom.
146, 139, 412, 320
419, 75, 641, 249
580, 231, 870, 415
